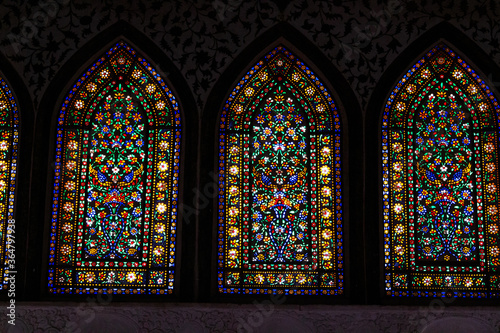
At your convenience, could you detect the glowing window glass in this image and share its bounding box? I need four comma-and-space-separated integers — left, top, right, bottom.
48, 42, 181, 295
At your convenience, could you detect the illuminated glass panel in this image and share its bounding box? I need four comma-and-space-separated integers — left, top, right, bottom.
218, 46, 344, 295
383, 44, 500, 298
48, 42, 181, 295
0, 76, 18, 291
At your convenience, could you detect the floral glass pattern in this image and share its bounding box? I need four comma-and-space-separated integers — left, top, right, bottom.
0, 76, 18, 291
48, 42, 181, 295
383, 44, 500, 298
218, 46, 344, 295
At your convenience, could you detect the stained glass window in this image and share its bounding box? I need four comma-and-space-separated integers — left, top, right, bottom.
218, 46, 344, 295
0, 75, 19, 291
383, 44, 500, 298
48, 42, 181, 295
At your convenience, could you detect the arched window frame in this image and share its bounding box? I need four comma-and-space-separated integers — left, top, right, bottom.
382, 44, 500, 298
217, 46, 344, 296
48, 41, 182, 295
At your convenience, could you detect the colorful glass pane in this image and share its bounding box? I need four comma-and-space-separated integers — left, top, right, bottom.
218, 46, 343, 295
0, 76, 19, 291
86, 90, 145, 261
251, 87, 309, 263
383, 44, 500, 298
48, 42, 181, 295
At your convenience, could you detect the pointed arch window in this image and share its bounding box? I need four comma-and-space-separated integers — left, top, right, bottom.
218, 46, 344, 295
0, 75, 19, 291
383, 44, 500, 298
48, 42, 181, 295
